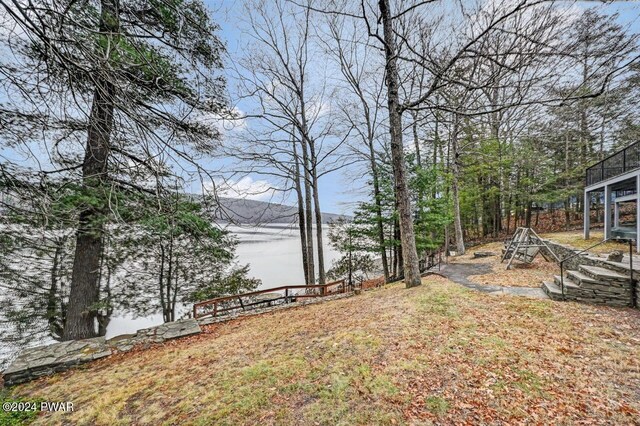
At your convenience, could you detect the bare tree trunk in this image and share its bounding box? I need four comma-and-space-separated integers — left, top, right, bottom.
165, 236, 173, 323
367, 138, 390, 281
393, 216, 401, 277
565, 133, 571, 231
97, 239, 112, 337
390, 224, 396, 278
63, 0, 117, 341
379, 0, 421, 288
159, 244, 166, 321
451, 116, 465, 255
47, 240, 63, 340
171, 259, 179, 322
293, 139, 310, 284
411, 111, 422, 167
310, 139, 326, 285
300, 134, 315, 284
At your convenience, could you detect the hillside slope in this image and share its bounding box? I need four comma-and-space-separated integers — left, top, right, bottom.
5, 278, 640, 425
211, 197, 348, 224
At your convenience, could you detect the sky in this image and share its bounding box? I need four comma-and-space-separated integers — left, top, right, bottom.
199, 0, 640, 216
200, 0, 370, 216
1, 1, 639, 217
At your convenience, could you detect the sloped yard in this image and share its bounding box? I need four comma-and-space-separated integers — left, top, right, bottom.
540, 230, 630, 254
452, 230, 635, 289
4, 278, 640, 425
450, 241, 559, 288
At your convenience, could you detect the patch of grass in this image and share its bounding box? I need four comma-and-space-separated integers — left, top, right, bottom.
0, 391, 41, 426
540, 230, 626, 254
505, 299, 552, 318
415, 291, 458, 317
240, 361, 273, 381
10, 277, 640, 425
355, 365, 399, 398
337, 329, 381, 350
481, 335, 508, 350
424, 395, 449, 416
513, 369, 545, 396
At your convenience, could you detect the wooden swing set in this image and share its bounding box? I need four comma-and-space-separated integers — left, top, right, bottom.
501, 227, 560, 269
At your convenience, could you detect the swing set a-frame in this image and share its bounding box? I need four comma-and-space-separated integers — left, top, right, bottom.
501, 227, 560, 270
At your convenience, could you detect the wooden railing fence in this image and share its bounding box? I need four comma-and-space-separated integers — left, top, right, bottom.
192, 279, 347, 319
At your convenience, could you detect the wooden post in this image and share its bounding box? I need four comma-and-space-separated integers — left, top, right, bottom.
636, 174, 640, 254
584, 190, 590, 240
238, 296, 245, 311
604, 185, 612, 240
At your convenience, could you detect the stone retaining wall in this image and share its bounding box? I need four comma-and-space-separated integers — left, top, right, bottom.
2, 318, 202, 387
2, 338, 112, 387
542, 239, 638, 308
3, 292, 357, 387
541, 240, 598, 270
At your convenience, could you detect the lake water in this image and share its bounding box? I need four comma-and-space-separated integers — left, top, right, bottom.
105, 224, 340, 337
0, 224, 341, 366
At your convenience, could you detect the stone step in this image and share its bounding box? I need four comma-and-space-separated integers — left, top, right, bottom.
578, 264, 630, 282
542, 281, 564, 300
565, 270, 600, 285
543, 278, 632, 306
561, 271, 629, 293
553, 275, 581, 290
584, 256, 640, 275
554, 274, 632, 298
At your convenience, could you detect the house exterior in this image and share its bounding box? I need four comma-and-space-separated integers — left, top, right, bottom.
584, 142, 640, 252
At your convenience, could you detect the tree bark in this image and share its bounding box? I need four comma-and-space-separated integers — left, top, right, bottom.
300, 133, 315, 284
47, 239, 63, 340
411, 111, 422, 167
63, 0, 117, 341
367, 137, 390, 281
165, 236, 173, 323
451, 115, 466, 255
293, 138, 310, 284
379, 0, 421, 288
309, 138, 326, 285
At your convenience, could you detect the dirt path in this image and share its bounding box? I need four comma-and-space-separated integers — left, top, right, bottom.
440, 262, 548, 299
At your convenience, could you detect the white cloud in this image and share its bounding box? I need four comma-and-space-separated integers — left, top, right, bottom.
187, 106, 247, 136
206, 176, 279, 201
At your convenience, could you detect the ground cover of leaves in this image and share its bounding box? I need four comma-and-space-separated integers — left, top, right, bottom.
455, 231, 635, 288
540, 230, 631, 254
449, 241, 559, 288
8, 278, 640, 425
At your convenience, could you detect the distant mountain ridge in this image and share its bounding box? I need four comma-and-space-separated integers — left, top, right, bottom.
210, 197, 349, 224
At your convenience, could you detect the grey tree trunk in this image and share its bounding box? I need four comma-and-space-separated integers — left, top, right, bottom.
411, 111, 422, 167
311, 175, 326, 285
63, 0, 117, 341
165, 236, 174, 323
300, 134, 315, 284
293, 138, 310, 284
367, 136, 390, 281
47, 239, 63, 340
451, 116, 465, 255
97, 240, 112, 337
309, 138, 326, 285
379, 0, 421, 288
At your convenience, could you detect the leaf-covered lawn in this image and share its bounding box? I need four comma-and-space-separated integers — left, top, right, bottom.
540, 230, 630, 254
450, 241, 559, 288
8, 278, 640, 425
